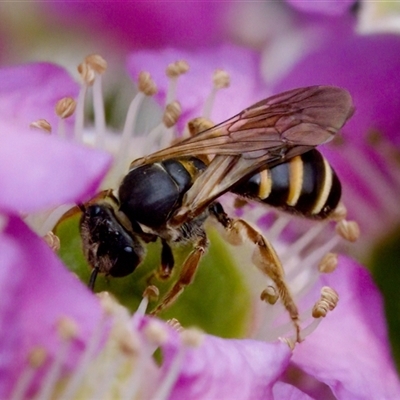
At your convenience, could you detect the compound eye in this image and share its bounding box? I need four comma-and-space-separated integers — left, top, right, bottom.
89, 205, 103, 216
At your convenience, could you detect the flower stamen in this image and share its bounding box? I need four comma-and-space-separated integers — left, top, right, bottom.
166, 318, 184, 333
312, 286, 339, 318
136, 285, 160, 318
10, 348, 47, 400
30, 119, 52, 134
166, 60, 189, 104
143, 320, 169, 346
105, 71, 157, 186
202, 69, 230, 119
57, 299, 115, 400
335, 219, 360, 242
318, 252, 338, 273
43, 231, 60, 252
55, 97, 76, 138
34, 317, 79, 400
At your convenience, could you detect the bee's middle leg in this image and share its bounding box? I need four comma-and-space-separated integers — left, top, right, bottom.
210, 202, 301, 342
150, 233, 209, 315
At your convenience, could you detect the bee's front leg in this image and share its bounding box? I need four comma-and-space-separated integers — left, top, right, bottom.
150, 233, 209, 315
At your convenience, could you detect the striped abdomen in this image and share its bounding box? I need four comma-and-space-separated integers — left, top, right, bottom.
233, 149, 341, 219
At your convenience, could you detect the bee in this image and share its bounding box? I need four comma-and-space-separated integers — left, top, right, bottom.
79, 86, 354, 341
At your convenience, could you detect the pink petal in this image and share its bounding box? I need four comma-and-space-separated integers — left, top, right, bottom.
0, 62, 78, 134
127, 45, 266, 128
273, 381, 315, 399
164, 334, 292, 399
0, 216, 108, 398
41, 2, 232, 48
0, 130, 111, 213
286, 0, 356, 16
272, 34, 400, 147
292, 256, 400, 399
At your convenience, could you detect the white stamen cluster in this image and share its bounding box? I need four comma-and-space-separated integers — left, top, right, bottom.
11, 292, 202, 400
229, 199, 357, 342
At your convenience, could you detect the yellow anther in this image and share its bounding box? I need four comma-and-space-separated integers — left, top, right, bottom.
84, 54, 107, 74
166, 60, 190, 78
28, 347, 47, 368
213, 69, 230, 89
43, 231, 60, 252
77, 61, 96, 86
163, 101, 181, 128
187, 117, 214, 136
180, 328, 204, 348
330, 202, 347, 221
318, 252, 338, 273
166, 318, 184, 333
57, 316, 79, 341
143, 320, 168, 345
97, 291, 126, 317
29, 119, 52, 133
321, 286, 339, 310
143, 285, 160, 301
55, 97, 77, 119
335, 219, 360, 242
114, 326, 140, 357
137, 71, 157, 96
312, 286, 339, 318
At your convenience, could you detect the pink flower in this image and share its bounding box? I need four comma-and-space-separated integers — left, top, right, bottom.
285, 0, 357, 16
39, 2, 233, 49
2, 49, 399, 399
0, 62, 111, 214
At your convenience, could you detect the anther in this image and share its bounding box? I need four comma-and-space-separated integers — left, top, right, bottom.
213, 69, 230, 89
188, 117, 214, 136
260, 286, 279, 305
57, 316, 79, 341
166, 60, 190, 78
77, 61, 96, 86
30, 119, 52, 133
143, 320, 169, 345
330, 202, 347, 221
116, 329, 140, 357
318, 252, 338, 273
143, 285, 160, 302
84, 54, 107, 75
28, 347, 47, 368
55, 97, 77, 119
312, 286, 339, 318
180, 328, 204, 348
97, 291, 125, 317
137, 71, 157, 96
43, 231, 60, 252
163, 101, 181, 128
203, 69, 231, 118
166, 318, 184, 333
335, 219, 360, 242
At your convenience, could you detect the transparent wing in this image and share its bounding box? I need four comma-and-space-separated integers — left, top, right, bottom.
130, 86, 354, 169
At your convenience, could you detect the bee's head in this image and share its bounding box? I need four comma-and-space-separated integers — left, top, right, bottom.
80, 202, 145, 280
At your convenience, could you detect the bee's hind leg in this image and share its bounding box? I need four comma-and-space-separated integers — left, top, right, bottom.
150, 233, 209, 315
210, 202, 301, 343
